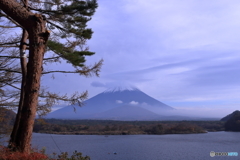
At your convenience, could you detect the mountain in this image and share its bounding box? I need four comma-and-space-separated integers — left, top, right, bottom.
92, 105, 162, 120
45, 87, 174, 120
221, 110, 240, 121
221, 110, 240, 131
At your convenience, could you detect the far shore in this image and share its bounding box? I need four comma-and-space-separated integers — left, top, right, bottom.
33, 119, 224, 135
34, 130, 208, 135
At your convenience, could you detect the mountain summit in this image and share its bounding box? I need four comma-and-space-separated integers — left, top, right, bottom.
46, 86, 174, 120
103, 85, 139, 93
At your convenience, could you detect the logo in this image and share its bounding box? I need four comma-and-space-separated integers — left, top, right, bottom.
210, 151, 238, 157
210, 151, 215, 157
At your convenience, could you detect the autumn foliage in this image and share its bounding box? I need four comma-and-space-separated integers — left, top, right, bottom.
0, 146, 90, 160
0, 146, 48, 160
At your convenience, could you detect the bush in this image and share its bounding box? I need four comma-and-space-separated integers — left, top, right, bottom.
0, 146, 48, 160
57, 150, 90, 160
0, 146, 90, 160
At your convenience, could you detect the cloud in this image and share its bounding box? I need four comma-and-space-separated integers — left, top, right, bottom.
129, 101, 139, 105
91, 81, 137, 89
116, 100, 123, 104
91, 81, 106, 88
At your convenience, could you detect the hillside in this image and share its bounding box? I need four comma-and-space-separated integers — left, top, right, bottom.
220, 110, 240, 121
221, 110, 240, 131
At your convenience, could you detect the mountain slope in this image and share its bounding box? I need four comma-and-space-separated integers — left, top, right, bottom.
84, 87, 173, 110
221, 110, 240, 121
221, 110, 240, 131
92, 105, 162, 120
46, 87, 174, 120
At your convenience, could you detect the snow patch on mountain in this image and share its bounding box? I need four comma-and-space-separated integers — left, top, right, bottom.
103, 84, 139, 93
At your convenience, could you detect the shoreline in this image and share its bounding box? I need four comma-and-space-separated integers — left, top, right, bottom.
33, 119, 225, 136
34, 130, 208, 135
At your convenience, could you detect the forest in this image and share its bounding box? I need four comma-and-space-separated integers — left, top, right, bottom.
33, 119, 225, 135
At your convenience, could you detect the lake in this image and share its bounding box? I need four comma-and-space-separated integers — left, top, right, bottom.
29, 132, 240, 160
1, 132, 239, 159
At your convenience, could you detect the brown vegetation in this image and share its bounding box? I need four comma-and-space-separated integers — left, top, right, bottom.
0, 146, 90, 160
0, 146, 48, 160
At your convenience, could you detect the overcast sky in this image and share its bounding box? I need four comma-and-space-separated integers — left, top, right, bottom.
44, 0, 240, 117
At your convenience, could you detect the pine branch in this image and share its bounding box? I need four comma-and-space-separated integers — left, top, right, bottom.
0, 46, 19, 48
42, 70, 79, 74
0, 11, 22, 28
0, 103, 18, 107
0, 69, 21, 74
0, 25, 19, 28
46, 20, 67, 32
37, 90, 88, 116
43, 56, 61, 60
0, 56, 20, 59
42, 59, 102, 76
0, 93, 19, 102
5, 83, 21, 90
0, 41, 21, 45
77, 59, 103, 77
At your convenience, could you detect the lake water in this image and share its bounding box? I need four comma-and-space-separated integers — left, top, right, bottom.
1, 132, 239, 160
29, 132, 240, 160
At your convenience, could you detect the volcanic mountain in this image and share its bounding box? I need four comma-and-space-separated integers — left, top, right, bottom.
45, 86, 174, 120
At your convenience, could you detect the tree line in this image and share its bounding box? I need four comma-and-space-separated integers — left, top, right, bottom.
33, 119, 225, 135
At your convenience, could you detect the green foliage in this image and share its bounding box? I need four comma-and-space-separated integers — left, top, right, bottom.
47, 40, 94, 67
43, 0, 98, 66
0, 0, 102, 113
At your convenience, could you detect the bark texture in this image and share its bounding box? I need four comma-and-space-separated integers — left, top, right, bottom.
9, 29, 28, 149
0, 0, 50, 153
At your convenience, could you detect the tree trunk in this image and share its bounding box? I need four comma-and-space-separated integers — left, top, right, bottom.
14, 27, 47, 152
9, 29, 28, 149
0, 0, 50, 153
9, 0, 29, 149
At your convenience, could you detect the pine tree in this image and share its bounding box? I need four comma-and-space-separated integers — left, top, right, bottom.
0, 0, 102, 153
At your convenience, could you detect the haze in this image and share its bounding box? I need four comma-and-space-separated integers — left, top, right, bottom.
43, 0, 240, 118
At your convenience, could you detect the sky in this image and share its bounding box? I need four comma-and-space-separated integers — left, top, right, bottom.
44, 0, 240, 117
